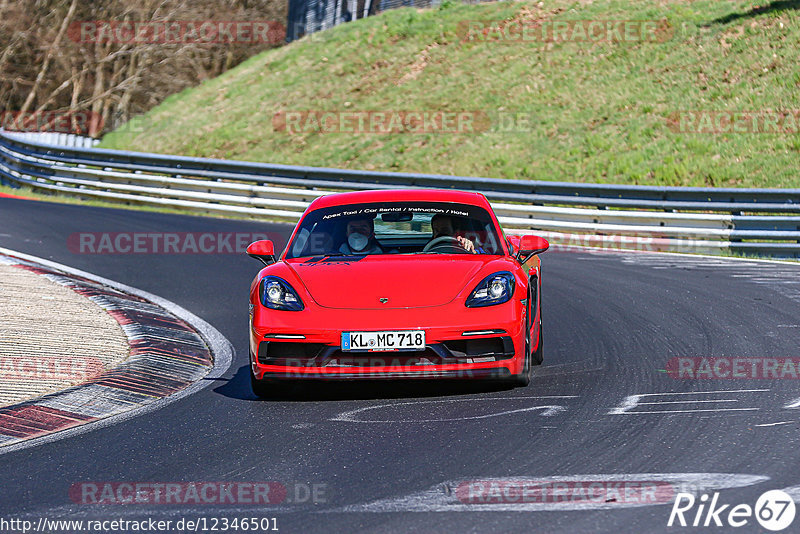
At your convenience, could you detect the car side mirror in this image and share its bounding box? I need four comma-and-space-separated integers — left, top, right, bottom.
507, 235, 521, 254
246, 240, 276, 266
516, 235, 549, 263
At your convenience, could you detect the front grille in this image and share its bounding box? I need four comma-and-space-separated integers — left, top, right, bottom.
323, 348, 441, 367
256, 339, 514, 367
443, 336, 513, 359
257, 341, 325, 364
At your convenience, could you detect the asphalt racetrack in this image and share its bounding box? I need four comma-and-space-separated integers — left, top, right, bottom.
2, 196, 800, 533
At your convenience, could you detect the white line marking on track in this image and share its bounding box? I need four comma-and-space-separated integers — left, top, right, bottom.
780, 484, 800, 500
330, 396, 576, 423
608, 390, 769, 415
637, 400, 739, 405
754, 421, 795, 427
0, 247, 234, 456
337, 473, 770, 513
784, 398, 800, 409
621, 408, 758, 414
634, 389, 770, 395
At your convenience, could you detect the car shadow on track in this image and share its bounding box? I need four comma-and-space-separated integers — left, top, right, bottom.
213, 365, 518, 402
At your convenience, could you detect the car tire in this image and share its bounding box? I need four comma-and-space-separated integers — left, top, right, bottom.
502, 287, 534, 388
250, 362, 298, 398
532, 282, 543, 366
511, 349, 532, 387
250, 367, 274, 398
532, 319, 543, 366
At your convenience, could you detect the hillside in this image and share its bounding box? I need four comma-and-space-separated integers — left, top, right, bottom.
100, 0, 800, 188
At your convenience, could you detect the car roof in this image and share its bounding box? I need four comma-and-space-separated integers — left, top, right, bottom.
307, 189, 490, 210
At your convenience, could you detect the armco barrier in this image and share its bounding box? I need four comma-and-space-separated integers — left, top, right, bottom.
0, 130, 798, 257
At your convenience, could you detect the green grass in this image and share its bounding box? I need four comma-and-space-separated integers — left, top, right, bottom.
99, 0, 800, 188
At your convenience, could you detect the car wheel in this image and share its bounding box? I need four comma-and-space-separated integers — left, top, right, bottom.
532, 318, 543, 366
502, 287, 533, 387
249, 354, 295, 398
512, 346, 532, 387
532, 283, 543, 365
250, 366, 274, 398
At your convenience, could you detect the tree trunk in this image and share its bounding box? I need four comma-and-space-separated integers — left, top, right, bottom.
19, 0, 79, 115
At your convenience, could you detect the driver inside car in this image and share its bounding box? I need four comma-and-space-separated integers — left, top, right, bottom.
339, 217, 385, 255
428, 214, 478, 253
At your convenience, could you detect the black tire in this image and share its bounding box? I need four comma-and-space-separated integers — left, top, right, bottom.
532, 277, 543, 365
502, 287, 534, 388
250, 362, 296, 398
250, 367, 274, 398
511, 348, 532, 387
532, 319, 543, 366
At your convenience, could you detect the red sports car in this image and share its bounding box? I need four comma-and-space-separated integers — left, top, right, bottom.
247, 189, 548, 395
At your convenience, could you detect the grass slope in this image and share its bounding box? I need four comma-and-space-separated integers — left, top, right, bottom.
101, 0, 800, 188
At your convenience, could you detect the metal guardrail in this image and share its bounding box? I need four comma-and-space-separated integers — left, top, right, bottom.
1, 130, 799, 257
1, 131, 100, 149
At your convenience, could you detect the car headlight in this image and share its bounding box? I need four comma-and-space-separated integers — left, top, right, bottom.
259, 276, 304, 311
465, 271, 515, 308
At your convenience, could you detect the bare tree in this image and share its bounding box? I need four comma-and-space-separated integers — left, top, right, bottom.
0, 0, 288, 136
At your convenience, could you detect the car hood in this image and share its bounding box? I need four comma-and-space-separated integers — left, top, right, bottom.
286, 255, 497, 309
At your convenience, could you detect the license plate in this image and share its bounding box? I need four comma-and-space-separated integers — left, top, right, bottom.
341, 330, 425, 351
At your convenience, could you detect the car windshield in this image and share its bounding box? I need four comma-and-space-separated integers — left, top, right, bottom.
286, 201, 504, 258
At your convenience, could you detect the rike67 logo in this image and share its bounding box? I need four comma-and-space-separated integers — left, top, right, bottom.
668, 490, 795, 531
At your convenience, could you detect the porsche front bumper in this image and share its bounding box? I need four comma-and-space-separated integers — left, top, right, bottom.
249, 302, 531, 380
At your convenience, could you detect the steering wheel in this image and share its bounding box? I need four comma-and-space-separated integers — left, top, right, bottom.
423, 236, 470, 254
